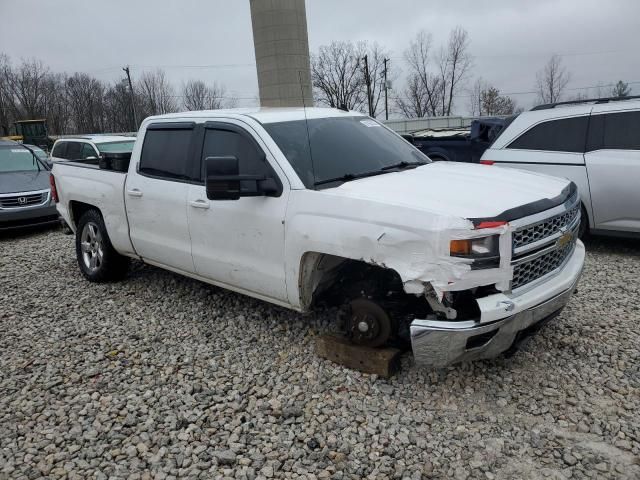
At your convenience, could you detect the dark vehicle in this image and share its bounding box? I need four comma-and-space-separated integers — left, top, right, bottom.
1, 119, 55, 151
407, 118, 508, 163
0, 141, 59, 230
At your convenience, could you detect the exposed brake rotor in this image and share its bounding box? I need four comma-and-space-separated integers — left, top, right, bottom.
348, 298, 392, 347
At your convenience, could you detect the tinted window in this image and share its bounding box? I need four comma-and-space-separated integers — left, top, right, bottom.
81, 143, 98, 159
200, 128, 268, 180
139, 128, 193, 180
507, 116, 588, 153
587, 111, 640, 151
263, 116, 429, 188
66, 142, 82, 160
52, 142, 67, 158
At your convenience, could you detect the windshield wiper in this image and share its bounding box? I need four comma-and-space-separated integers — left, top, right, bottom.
314, 169, 391, 187
380, 160, 427, 171
19, 144, 42, 170
314, 160, 428, 187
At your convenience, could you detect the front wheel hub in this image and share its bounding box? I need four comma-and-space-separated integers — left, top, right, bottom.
348, 298, 392, 348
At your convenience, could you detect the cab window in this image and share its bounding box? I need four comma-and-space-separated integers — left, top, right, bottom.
139, 125, 195, 181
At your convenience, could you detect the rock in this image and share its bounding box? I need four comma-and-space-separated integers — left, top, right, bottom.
215, 450, 237, 466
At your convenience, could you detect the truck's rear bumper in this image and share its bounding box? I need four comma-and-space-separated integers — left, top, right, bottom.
410, 241, 585, 367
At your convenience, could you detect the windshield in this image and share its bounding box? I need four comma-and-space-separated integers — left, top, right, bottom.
263, 116, 430, 188
0, 146, 42, 173
25, 145, 48, 160
97, 140, 135, 153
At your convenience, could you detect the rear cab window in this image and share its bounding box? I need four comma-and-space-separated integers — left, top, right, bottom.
65, 142, 82, 160
51, 141, 67, 159
139, 123, 196, 182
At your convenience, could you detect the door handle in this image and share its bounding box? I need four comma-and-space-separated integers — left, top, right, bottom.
189, 199, 210, 209
127, 188, 143, 198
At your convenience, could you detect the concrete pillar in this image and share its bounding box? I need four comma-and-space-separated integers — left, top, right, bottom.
250, 0, 314, 107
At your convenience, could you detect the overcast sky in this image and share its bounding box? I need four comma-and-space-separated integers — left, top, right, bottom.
1, 0, 638, 115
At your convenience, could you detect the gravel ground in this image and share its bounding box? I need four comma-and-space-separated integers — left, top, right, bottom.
0, 227, 638, 480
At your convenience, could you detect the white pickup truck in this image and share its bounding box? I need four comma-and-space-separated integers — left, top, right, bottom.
51, 108, 585, 367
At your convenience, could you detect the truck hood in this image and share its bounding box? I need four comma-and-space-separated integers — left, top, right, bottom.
327, 161, 572, 221
0, 170, 50, 194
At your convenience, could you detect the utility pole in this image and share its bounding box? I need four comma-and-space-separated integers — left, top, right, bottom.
362, 55, 373, 117
122, 66, 138, 131
383, 58, 389, 120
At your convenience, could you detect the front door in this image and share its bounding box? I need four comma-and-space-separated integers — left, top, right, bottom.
187, 121, 289, 302
125, 123, 197, 272
584, 107, 640, 232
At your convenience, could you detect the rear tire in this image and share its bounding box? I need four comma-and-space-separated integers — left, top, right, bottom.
75, 209, 129, 282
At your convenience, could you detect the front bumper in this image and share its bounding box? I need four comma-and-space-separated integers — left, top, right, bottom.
0, 204, 60, 231
410, 241, 585, 367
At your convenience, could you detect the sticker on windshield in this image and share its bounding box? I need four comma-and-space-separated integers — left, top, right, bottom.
11, 149, 30, 153
360, 119, 381, 128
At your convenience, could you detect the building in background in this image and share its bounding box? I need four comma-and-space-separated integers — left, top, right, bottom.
249, 0, 313, 107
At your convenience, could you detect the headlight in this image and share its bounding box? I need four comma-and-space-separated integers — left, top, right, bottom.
450, 235, 500, 269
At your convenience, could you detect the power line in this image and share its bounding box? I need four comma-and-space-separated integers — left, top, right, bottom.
389, 48, 634, 62
390, 80, 640, 100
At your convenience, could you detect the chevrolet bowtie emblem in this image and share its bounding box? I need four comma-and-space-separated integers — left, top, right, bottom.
556, 228, 573, 248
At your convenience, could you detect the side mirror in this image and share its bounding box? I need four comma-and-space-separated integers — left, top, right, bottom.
86, 156, 97, 160
206, 156, 241, 200
205, 156, 280, 200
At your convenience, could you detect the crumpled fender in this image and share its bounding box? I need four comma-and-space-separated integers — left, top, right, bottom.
284, 190, 512, 310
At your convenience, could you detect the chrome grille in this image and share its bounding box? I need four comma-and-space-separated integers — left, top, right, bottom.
0, 191, 48, 209
513, 202, 580, 249
510, 194, 580, 291
512, 243, 575, 290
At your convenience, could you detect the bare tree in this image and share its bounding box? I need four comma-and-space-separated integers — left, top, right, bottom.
137, 69, 178, 117
468, 77, 487, 116
42, 73, 70, 135
65, 73, 106, 133
362, 42, 392, 117
535, 54, 570, 104
395, 31, 443, 117
182, 79, 226, 110
104, 81, 137, 132
0, 54, 13, 135
437, 27, 473, 116
3, 58, 53, 118
311, 41, 367, 111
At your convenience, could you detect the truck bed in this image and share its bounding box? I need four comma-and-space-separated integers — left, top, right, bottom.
52, 161, 136, 257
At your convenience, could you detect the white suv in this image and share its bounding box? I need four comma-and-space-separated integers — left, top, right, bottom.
50, 135, 136, 163
481, 97, 640, 237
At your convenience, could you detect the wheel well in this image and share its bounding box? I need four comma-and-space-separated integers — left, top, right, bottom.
299, 253, 405, 310
580, 201, 591, 228
69, 201, 100, 228
298, 253, 435, 341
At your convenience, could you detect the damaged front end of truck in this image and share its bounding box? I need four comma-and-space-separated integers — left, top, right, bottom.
301, 185, 585, 368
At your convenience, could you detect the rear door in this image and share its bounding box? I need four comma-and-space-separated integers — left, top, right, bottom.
125, 122, 198, 273
186, 120, 289, 302
584, 106, 640, 232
